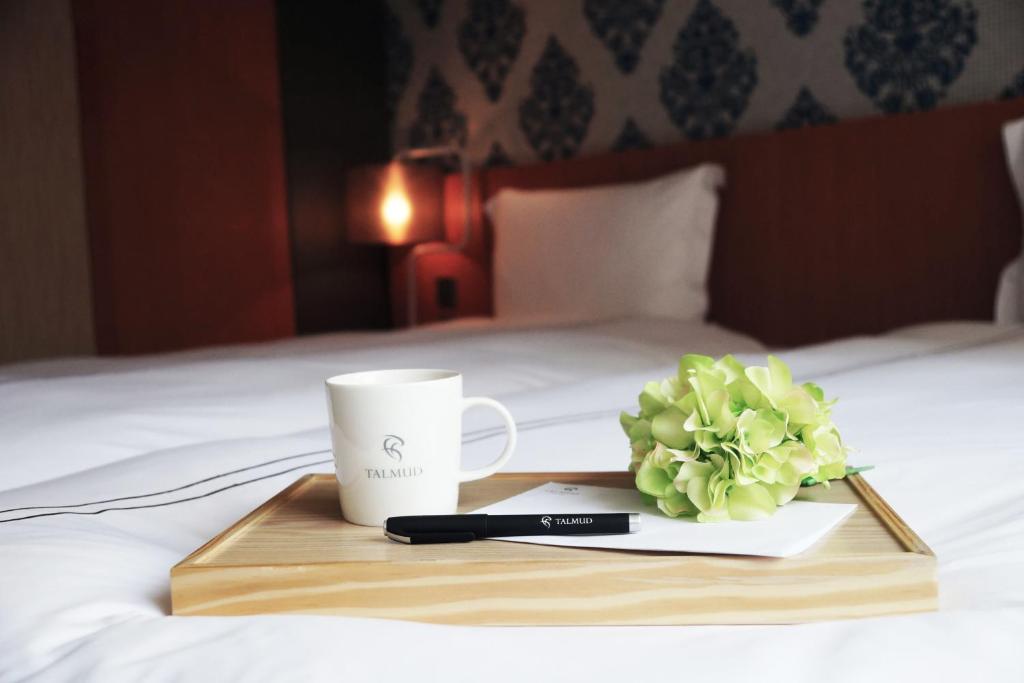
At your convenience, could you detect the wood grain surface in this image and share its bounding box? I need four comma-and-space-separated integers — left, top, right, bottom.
171, 472, 937, 625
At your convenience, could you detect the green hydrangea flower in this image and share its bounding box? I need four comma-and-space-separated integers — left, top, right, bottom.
622, 354, 849, 522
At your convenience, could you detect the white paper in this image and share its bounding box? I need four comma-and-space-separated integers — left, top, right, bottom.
472, 482, 856, 558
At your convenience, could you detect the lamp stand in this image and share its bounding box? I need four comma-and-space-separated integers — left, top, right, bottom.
395, 146, 473, 327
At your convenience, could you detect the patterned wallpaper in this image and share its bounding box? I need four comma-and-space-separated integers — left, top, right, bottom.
385, 0, 1024, 166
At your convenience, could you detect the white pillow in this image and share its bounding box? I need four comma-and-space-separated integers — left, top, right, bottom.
1000, 117, 1024, 322
487, 163, 725, 325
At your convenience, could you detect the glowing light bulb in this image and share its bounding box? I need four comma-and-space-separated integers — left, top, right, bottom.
380, 191, 412, 242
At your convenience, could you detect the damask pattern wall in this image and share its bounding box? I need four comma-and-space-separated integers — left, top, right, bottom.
385, 0, 1024, 166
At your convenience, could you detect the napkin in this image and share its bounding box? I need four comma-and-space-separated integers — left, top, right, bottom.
472, 482, 856, 558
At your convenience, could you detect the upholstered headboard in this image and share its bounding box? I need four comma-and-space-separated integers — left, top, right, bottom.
404, 98, 1024, 347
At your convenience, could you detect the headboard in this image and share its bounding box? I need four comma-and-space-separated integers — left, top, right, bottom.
403, 98, 1024, 347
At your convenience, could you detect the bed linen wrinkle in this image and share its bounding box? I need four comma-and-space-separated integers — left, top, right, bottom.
0, 407, 630, 511
0, 449, 333, 515
0, 407, 632, 521
0, 460, 334, 524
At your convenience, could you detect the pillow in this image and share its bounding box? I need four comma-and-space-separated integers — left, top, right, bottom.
1000, 117, 1024, 322
487, 163, 725, 325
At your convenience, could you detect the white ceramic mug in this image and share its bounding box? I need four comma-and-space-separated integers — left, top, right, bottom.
325, 369, 517, 526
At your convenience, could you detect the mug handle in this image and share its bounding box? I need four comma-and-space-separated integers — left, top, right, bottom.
458, 397, 517, 483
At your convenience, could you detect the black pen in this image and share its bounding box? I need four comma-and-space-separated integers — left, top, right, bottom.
384, 513, 640, 544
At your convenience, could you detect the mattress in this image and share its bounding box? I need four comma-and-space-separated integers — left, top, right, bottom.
1, 318, 1022, 681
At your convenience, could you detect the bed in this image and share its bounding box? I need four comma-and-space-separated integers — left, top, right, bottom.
2, 98, 1024, 681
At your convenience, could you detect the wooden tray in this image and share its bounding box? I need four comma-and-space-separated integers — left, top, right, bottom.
171, 472, 937, 625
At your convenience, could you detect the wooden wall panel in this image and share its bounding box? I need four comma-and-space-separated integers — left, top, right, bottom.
411, 99, 1024, 346
0, 0, 95, 364
73, 0, 294, 354
277, 1, 392, 334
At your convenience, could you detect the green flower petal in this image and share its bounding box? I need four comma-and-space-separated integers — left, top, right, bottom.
660, 377, 686, 403
697, 508, 731, 523
657, 488, 696, 517
686, 476, 711, 512
675, 460, 714, 483
750, 457, 778, 484
726, 483, 776, 521
766, 481, 800, 506
626, 353, 849, 522
666, 446, 697, 462
627, 418, 652, 448
694, 430, 720, 452
619, 411, 637, 437
678, 354, 715, 381
714, 354, 746, 383
638, 381, 668, 417
802, 382, 825, 402
651, 406, 694, 449
709, 475, 731, 508
635, 456, 672, 497
778, 387, 818, 427
683, 408, 705, 433
744, 355, 793, 410
737, 409, 786, 454
705, 388, 738, 438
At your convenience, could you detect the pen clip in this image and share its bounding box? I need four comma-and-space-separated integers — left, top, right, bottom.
385, 530, 477, 545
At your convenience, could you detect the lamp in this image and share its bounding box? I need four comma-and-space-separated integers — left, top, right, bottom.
346, 145, 472, 326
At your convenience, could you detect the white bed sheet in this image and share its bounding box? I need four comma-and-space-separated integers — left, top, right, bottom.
1, 319, 1022, 682
0, 317, 762, 492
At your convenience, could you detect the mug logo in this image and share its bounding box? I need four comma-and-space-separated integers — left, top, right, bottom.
541, 515, 552, 529
382, 434, 405, 462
